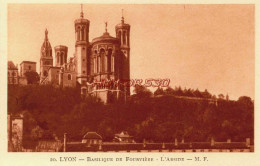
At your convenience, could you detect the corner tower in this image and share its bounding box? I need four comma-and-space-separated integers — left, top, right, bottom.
115, 10, 130, 94
40, 29, 53, 82
74, 4, 90, 84
54, 45, 68, 67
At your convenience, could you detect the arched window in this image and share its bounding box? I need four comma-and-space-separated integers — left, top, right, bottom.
57, 52, 60, 64
61, 52, 64, 65
123, 31, 126, 45
44, 70, 48, 76
93, 57, 96, 73
118, 31, 122, 44
111, 55, 114, 72
97, 56, 100, 73
99, 48, 105, 72
68, 74, 72, 80
127, 31, 130, 46
107, 49, 112, 72
81, 26, 85, 41
77, 27, 80, 41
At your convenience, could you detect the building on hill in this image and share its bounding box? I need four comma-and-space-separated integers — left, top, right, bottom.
39, 5, 130, 103
20, 61, 36, 77
8, 114, 23, 152
19, 61, 37, 85
8, 60, 39, 85
8, 61, 19, 85
114, 131, 134, 143
82, 132, 102, 145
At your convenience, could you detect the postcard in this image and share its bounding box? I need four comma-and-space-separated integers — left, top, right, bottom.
0, 1, 259, 166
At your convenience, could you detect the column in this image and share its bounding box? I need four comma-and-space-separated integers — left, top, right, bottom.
84, 27, 86, 41
126, 32, 128, 46
121, 30, 123, 45
57, 53, 60, 66
94, 57, 96, 73
80, 27, 82, 41
97, 56, 100, 73
61, 53, 63, 66
111, 55, 114, 72
105, 54, 107, 72
77, 28, 80, 41
82, 27, 85, 41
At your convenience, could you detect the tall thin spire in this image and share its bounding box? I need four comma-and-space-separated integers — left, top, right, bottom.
45, 28, 48, 40
121, 9, 124, 23
105, 22, 107, 32
80, 4, 84, 18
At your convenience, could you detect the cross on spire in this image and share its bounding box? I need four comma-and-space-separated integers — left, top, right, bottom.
105, 22, 108, 32
121, 9, 124, 23
80, 4, 84, 18
45, 28, 48, 40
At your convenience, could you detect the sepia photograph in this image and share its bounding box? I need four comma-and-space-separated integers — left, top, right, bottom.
7, 3, 254, 154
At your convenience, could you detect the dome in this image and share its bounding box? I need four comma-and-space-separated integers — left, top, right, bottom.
92, 32, 119, 44
115, 17, 130, 30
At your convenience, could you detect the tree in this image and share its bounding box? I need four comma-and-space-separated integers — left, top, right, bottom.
164, 86, 175, 95
218, 94, 225, 99
175, 86, 183, 96
154, 87, 164, 96
237, 96, 253, 107
24, 71, 40, 84
201, 89, 212, 98
193, 89, 202, 98
133, 85, 152, 98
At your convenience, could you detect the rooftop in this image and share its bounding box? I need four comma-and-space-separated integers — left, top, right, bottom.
8, 61, 18, 70
92, 32, 119, 44
20, 61, 36, 64
83, 132, 102, 140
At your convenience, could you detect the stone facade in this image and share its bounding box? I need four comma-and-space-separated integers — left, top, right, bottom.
20, 61, 36, 77
8, 61, 19, 85
8, 114, 23, 152
40, 6, 131, 103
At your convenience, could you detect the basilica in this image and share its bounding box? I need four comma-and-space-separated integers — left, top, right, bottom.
40, 6, 130, 103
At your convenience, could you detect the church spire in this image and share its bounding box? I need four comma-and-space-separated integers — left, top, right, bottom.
45, 28, 48, 40
105, 22, 107, 32
80, 4, 84, 18
121, 9, 124, 23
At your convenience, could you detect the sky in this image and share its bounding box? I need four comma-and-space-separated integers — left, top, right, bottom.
8, 4, 254, 100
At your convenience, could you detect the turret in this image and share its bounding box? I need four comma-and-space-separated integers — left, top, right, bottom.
40, 29, 53, 82
74, 4, 90, 84
54, 45, 68, 67
115, 10, 130, 95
